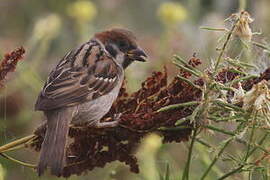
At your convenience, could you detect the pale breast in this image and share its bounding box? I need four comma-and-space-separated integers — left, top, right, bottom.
71, 74, 123, 125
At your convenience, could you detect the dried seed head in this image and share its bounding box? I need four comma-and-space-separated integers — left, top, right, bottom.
232, 83, 245, 104
232, 11, 254, 42
0, 47, 25, 88
243, 80, 270, 111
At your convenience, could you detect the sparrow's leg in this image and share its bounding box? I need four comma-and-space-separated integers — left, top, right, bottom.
91, 113, 122, 128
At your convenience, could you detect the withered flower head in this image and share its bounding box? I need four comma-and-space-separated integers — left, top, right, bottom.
243, 80, 270, 111
230, 11, 254, 42
0, 47, 25, 88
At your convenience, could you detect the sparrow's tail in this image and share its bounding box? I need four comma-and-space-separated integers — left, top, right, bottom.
37, 107, 75, 177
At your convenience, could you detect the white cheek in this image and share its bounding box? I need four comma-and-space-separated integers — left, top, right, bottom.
115, 53, 125, 66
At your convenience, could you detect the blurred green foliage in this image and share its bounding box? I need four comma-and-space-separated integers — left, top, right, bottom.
0, 0, 270, 179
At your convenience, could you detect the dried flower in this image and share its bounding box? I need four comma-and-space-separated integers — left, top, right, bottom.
0, 47, 25, 88
231, 83, 245, 104
189, 54, 202, 67
242, 80, 270, 124
231, 11, 254, 41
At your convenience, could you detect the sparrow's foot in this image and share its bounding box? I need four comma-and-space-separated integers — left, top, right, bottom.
93, 113, 122, 128
113, 113, 122, 121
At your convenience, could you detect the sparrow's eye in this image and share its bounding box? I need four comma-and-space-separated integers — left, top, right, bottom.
118, 40, 129, 49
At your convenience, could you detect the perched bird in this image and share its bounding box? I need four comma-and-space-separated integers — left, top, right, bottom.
35, 28, 147, 176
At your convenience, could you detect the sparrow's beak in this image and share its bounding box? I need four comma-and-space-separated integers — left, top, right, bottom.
128, 48, 148, 62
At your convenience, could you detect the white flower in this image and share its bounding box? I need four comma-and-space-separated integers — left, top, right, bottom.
231, 83, 245, 104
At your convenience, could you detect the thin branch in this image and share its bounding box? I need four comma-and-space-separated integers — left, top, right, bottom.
182, 128, 198, 180
158, 101, 200, 112
200, 137, 234, 180
0, 153, 36, 168
214, 18, 239, 72
0, 135, 37, 153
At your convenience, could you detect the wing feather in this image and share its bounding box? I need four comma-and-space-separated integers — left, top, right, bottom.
35, 41, 122, 111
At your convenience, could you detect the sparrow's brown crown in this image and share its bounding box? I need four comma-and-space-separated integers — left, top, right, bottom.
95, 28, 137, 49
95, 28, 147, 68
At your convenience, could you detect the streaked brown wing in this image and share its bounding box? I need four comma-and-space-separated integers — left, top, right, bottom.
35, 43, 121, 111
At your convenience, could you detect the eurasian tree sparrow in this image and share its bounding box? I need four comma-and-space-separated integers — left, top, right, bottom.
35, 28, 147, 176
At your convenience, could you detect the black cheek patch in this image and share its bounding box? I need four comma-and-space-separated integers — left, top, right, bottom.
105, 45, 117, 58
122, 57, 133, 69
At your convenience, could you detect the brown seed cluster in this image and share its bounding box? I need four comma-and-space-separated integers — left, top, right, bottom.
189, 54, 202, 68
215, 68, 241, 84
242, 68, 270, 90
0, 47, 25, 88
214, 66, 270, 91
179, 55, 201, 78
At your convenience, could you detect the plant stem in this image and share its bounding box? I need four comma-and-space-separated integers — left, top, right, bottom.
218, 165, 244, 180
173, 62, 201, 77
200, 137, 234, 180
200, 27, 227, 32
158, 126, 191, 131
244, 114, 257, 161
239, 0, 246, 11
252, 41, 270, 51
1, 144, 27, 153
158, 101, 200, 112
0, 135, 36, 153
247, 133, 268, 157
213, 100, 245, 113
205, 125, 269, 154
0, 153, 36, 168
214, 18, 239, 73
177, 75, 202, 90
182, 128, 198, 180
227, 75, 258, 86
204, 125, 235, 136
173, 55, 202, 74
218, 132, 269, 179
195, 138, 212, 148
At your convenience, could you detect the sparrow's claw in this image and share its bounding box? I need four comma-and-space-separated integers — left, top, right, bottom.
91, 113, 122, 128
113, 113, 122, 122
